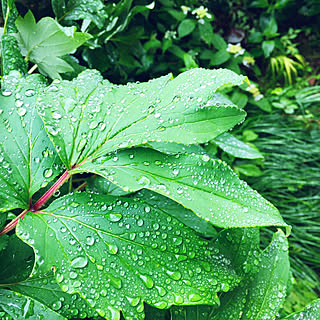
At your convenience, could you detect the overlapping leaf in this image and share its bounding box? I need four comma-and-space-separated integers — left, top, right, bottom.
0, 72, 62, 212
212, 132, 263, 159
36, 68, 246, 168
9, 274, 101, 319
17, 192, 243, 320
73, 148, 287, 229
0, 288, 65, 320
282, 299, 320, 320
211, 230, 290, 319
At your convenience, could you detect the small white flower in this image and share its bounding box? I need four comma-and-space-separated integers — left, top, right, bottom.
254, 94, 264, 101
198, 18, 205, 24
246, 84, 264, 101
242, 56, 255, 67
227, 43, 245, 57
181, 5, 191, 15
192, 6, 212, 19
164, 30, 177, 40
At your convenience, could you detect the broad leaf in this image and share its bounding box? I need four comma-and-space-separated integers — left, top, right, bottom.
212, 132, 263, 159
52, 0, 106, 28
0, 234, 34, 284
0, 288, 65, 319
15, 11, 92, 79
135, 189, 218, 238
0, 234, 8, 252
282, 299, 320, 320
73, 148, 286, 229
211, 230, 290, 319
36, 68, 246, 168
0, 72, 62, 212
9, 274, 101, 319
17, 192, 243, 320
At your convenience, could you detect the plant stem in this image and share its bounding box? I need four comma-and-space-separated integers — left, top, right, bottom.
32, 169, 71, 211
28, 64, 38, 74
0, 209, 28, 236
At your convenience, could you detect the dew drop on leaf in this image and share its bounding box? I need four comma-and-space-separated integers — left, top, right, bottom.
71, 256, 88, 268
139, 273, 154, 289
43, 168, 53, 178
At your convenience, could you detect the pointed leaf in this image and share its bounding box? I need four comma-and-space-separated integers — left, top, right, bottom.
72, 148, 286, 229
241, 230, 290, 319
36, 68, 246, 168
17, 192, 243, 320
15, 11, 92, 79
282, 299, 320, 320
212, 132, 263, 159
0, 72, 62, 211
0, 288, 65, 319
9, 274, 101, 319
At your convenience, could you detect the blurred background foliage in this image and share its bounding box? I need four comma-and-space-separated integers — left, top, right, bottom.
1, 0, 319, 315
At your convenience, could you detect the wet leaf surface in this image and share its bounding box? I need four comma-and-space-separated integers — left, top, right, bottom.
281, 299, 320, 320
17, 192, 244, 320
0, 72, 62, 212
73, 148, 286, 229
36, 68, 246, 168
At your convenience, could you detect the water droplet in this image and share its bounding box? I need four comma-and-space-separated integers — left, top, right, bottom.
166, 270, 181, 280
201, 154, 210, 162
137, 219, 144, 227
105, 212, 122, 222
127, 296, 140, 307
153, 301, 167, 309
89, 121, 98, 129
17, 107, 27, 116
108, 243, 118, 255
2, 90, 12, 96
43, 168, 53, 178
25, 89, 35, 97
139, 273, 154, 289
188, 293, 202, 302
137, 176, 150, 185
52, 301, 62, 311
156, 286, 167, 297
173, 293, 184, 304
52, 111, 62, 119
86, 236, 95, 246
172, 168, 179, 176
71, 256, 88, 268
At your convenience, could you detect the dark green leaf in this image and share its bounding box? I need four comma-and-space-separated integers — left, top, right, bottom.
235, 164, 263, 177
9, 274, 101, 319
213, 133, 263, 159
211, 34, 227, 50
249, 0, 269, 8
209, 50, 230, 66
178, 19, 196, 38
0, 72, 62, 212
1, 34, 28, 76
36, 68, 246, 169
73, 148, 287, 229
0, 234, 9, 252
17, 192, 242, 319
230, 91, 248, 109
260, 14, 278, 38
198, 21, 215, 46
0, 288, 65, 319
282, 299, 320, 320
52, 0, 106, 28
0, 234, 34, 284
15, 11, 92, 79
170, 305, 215, 319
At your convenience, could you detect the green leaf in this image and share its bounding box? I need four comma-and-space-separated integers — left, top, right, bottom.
178, 19, 196, 38
0, 234, 34, 284
211, 33, 227, 50
0, 72, 62, 212
282, 299, 320, 320
15, 11, 92, 79
36, 68, 246, 169
0, 234, 9, 252
0, 288, 65, 319
1, 34, 28, 76
73, 148, 287, 229
143, 141, 206, 155
212, 132, 263, 159
260, 14, 278, 38
231, 90, 248, 109
17, 192, 244, 319
135, 189, 218, 238
9, 274, 101, 319
262, 40, 275, 58
211, 230, 289, 319
241, 230, 290, 319
52, 0, 106, 28
249, 0, 269, 8
235, 163, 263, 177
209, 50, 231, 66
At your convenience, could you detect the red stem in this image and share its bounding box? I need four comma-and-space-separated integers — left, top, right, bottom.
32, 169, 71, 211
0, 209, 28, 236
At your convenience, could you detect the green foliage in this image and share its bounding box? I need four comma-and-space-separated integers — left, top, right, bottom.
0, 1, 319, 319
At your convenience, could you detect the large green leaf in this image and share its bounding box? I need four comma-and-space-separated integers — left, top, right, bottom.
17, 192, 243, 320
0, 288, 65, 319
9, 274, 101, 319
282, 299, 320, 320
15, 11, 92, 79
0, 72, 62, 212
73, 148, 286, 229
36, 68, 246, 168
